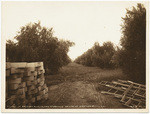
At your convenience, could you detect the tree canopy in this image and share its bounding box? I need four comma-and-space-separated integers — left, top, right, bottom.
120, 3, 146, 83
6, 22, 75, 74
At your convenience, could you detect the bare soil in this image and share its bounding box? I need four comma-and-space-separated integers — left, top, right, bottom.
36, 63, 130, 109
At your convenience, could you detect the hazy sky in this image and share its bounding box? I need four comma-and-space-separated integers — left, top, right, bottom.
2, 1, 148, 60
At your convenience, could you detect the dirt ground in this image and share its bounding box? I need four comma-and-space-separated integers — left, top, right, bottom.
36, 63, 130, 109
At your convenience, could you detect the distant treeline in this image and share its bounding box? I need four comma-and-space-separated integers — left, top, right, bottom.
75, 41, 117, 69
75, 4, 146, 83
6, 22, 74, 74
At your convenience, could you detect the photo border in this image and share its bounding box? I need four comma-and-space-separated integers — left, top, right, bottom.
1, 1, 149, 112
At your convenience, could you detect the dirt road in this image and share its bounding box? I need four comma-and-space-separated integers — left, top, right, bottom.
36, 63, 128, 108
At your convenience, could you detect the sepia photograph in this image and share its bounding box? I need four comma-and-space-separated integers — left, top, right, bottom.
1, 1, 149, 112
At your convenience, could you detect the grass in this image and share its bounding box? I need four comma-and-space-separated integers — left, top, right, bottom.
45, 62, 129, 87
35, 62, 130, 109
